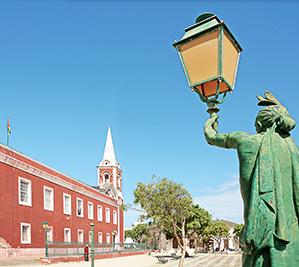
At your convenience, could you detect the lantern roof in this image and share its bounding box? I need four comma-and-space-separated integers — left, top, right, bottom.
173, 13, 242, 52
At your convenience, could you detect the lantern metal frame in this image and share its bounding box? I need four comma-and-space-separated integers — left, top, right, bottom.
173, 13, 242, 113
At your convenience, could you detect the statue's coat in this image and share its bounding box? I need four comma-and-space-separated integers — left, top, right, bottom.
204, 101, 299, 267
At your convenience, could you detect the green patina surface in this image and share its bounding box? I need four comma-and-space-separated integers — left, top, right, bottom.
204, 91, 299, 267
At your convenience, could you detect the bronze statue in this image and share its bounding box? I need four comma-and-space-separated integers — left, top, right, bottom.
204, 91, 299, 267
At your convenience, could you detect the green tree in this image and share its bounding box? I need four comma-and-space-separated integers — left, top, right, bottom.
125, 223, 149, 243
233, 223, 244, 247
125, 229, 133, 240
134, 177, 192, 267
203, 221, 229, 250
186, 204, 212, 251
233, 223, 244, 238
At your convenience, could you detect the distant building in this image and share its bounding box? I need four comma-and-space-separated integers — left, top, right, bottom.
210, 220, 240, 252
0, 127, 124, 254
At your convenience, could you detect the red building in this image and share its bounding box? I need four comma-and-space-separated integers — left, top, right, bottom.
0, 127, 124, 254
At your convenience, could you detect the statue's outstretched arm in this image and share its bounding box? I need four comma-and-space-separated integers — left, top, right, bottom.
204, 113, 245, 149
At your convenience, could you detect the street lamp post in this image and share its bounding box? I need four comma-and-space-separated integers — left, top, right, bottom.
90, 223, 95, 267
41, 221, 49, 258
173, 13, 242, 114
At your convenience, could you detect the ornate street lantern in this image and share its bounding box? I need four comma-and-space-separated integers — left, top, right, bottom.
173, 13, 242, 113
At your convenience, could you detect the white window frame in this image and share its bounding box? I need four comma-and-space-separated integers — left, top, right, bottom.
78, 229, 84, 243
47, 226, 53, 242
89, 231, 92, 243
63, 193, 72, 215
105, 207, 110, 223
18, 177, 32, 207
98, 232, 103, 243
106, 233, 110, 244
20, 223, 31, 244
43, 186, 54, 211
88, 202, 94, 220
64, 228, 71, 243
76, 197, 84, 217
97, 205, 103, 222
113, 210, 117, 225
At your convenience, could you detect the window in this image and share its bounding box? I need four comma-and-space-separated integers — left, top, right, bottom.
105, 208, 110, 223
113, 210, 117, 225
44, 186, 54, 211
89, 231, 92, 243
78, 229, 84, 243
63, 193, 71, 215
97, 205, 103, 221
76, 198, 83, 217
106, 233, 110, 244
64, 228, 71, 242
98, 232, 103, 243
88, 202, 94, 220
18, 177, 32, 206
104, 173, 110, 184
20, 223, 31, 244
47, 227, 53, 242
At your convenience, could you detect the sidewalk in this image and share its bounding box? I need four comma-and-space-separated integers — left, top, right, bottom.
0, 253, 242, 267
0, 254, 157, 267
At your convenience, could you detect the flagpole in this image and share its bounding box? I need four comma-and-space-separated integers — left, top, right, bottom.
7, 132, 9, 147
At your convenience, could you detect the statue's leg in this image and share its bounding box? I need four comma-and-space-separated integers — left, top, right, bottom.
242, 249, 270, 267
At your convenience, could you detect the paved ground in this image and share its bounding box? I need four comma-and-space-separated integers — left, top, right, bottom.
165, 254, 241, 267
0, 253, 242, 267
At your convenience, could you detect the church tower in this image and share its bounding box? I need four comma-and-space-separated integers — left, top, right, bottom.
97, 127, 123, 200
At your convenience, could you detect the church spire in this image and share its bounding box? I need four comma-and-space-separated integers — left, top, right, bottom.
100, 126, 117, 166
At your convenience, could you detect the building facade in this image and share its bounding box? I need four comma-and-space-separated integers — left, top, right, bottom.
0, 127, 124, 251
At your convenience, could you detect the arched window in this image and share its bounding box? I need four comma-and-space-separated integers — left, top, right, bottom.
104, 173, 110, 184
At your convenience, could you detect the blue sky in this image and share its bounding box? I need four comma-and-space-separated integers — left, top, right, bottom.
1, 0, 298, 227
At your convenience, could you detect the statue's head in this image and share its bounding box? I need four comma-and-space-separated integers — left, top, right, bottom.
255, 91, 296, 134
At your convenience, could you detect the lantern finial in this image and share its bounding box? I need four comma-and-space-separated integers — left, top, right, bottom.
195, 13, 215, 24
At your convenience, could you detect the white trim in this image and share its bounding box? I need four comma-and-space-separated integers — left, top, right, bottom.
18, 177, 32, 207
76, 197, 84, 217
64, 228, 71, 242
43, 186, 54, 211
117, 207, 120, 243
88, 201, 94, 220
105, 207, 110, 223
63, 193, 72, 215
0, 149, 118, 207
97, 205, 103, 222
20, 223, 31, 244
77, 229, 84, 243
113, 168, 117, 188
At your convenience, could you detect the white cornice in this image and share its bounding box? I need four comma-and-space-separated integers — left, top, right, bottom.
0, 150, 118, 208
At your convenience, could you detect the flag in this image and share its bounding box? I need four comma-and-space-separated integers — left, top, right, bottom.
7, 119, 11, 136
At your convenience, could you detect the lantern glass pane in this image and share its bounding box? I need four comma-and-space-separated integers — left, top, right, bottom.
196, 79, 229, 98
179, 30, 219, 86
222, 32, 239, 88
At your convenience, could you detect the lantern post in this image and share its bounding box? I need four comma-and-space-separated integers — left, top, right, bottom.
41, 221, 49, 258
90, 223, 95, 267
